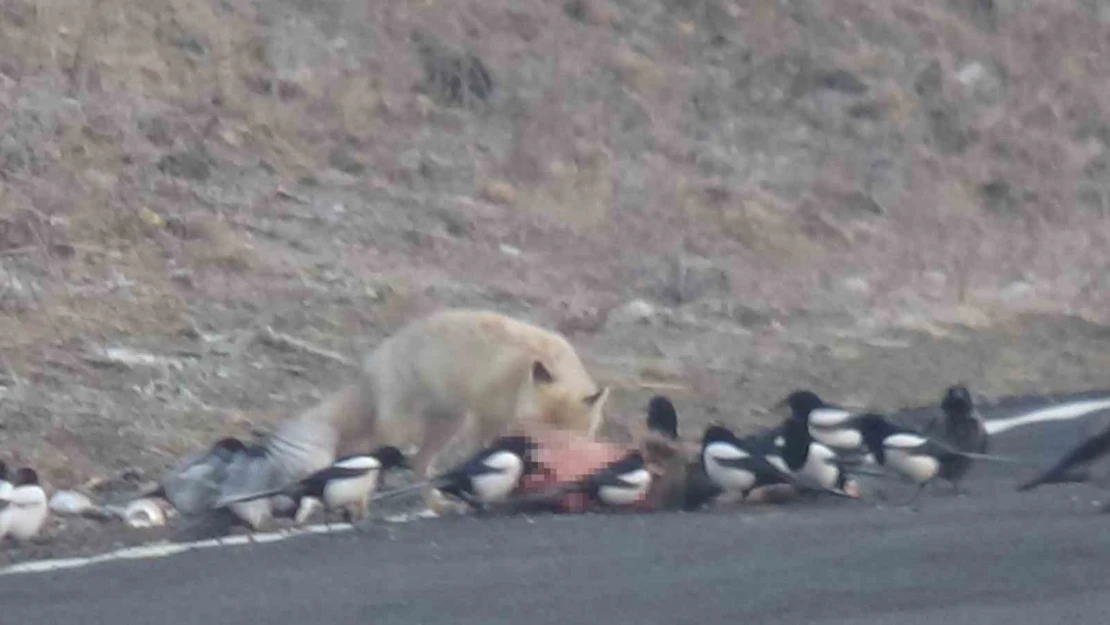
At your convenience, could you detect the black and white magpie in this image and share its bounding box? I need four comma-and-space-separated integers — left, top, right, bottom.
771, 417, 863, 499
0, 467, 49, 543
852, 413, 1027, 506
434, 435, 542, 509
214, 445, 410, 525
370, 435, 542, 512
574, 450, 654, 508
700, 424, 793, 499
779, 390, 871, 459
509, 448, 657, 511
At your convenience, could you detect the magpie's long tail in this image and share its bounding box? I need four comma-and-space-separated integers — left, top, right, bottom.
1017, 467, 1091, 492
824, 458, 891, 478
955, 451, 1039, 464
365, 477, 449, 503
213, 484, 296, 508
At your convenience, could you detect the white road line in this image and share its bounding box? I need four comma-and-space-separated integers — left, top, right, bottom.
0, 509, 437, 578
984, 398, 1110, 435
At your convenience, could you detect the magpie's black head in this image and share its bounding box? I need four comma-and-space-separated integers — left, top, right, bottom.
372, 445, 410, 471
647, 395, 679, 440
621, 449, 646, 467
942, 384, 974, 418
855, 414, 893, 452
778, 390, 826, 421
12, 467, 39, 487
493, 435, 538, 460
702, 424, 738, 446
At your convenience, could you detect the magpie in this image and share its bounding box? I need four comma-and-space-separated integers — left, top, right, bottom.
371, 435, 542, 512
214, 446, 410, 525
1016, 423, 1110, 497
921, 384, 990, 495
0, 467, 49, 543
771, 417, 863, 499
571, 450, 655, 508
647, 395, 679, 440
852, 413, 1028, 506
508, 449, 657, 512
640, 395, 698, 511
700, 424, 794, 499
778, 390, 873, 461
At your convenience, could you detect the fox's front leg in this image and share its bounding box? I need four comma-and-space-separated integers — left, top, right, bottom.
415, 409, 474, 516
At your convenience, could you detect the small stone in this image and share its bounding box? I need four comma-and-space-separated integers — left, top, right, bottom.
481, 181, 517, 206
1000, 281, 1035, 301
50, 490, 96, 516
842, 276, 870, 295
609, 299, 657, 325
123, 498, 167, 528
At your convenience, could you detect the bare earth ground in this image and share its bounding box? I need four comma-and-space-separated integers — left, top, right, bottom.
3, 0, 1110, 562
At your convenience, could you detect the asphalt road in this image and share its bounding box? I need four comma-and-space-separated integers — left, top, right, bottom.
6, 392, 1110, 625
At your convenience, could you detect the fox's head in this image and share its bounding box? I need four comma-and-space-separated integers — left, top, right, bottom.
524, 360, 610, 438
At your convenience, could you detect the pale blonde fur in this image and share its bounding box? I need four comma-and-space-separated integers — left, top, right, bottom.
263, 308, 610, 515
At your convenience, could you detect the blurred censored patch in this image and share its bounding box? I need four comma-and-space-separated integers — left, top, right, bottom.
513, 429, 653, 513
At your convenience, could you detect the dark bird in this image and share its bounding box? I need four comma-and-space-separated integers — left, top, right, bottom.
370, 435, 542, 512
507, 449, 656, 512
922, 384, 990, 495
0, 467, 49, 543
646, 395, 679, 440
1016, 423, 1110, 498
772, 417, 863, 499
639, 395, 701, 511
852, 413, 1028, 507
778, 390, 873, 461
573, 450, 654, 508
214, 446, 410, 525
700, 424, 794, 499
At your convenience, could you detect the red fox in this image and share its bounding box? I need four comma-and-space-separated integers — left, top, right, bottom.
254, 308, 611, 516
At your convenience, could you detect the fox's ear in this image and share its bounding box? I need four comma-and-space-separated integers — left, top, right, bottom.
532, 361, 555, 384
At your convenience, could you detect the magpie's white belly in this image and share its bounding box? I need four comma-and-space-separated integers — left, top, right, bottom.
705, 456, 757, 493
323, 472, 378, 508
1, 503, 48, 541
799, 444, 841, 490
885, 449, 940, 484
471, 468, 522, 502
598, 469, 652, 506
810, 427, 862, 451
